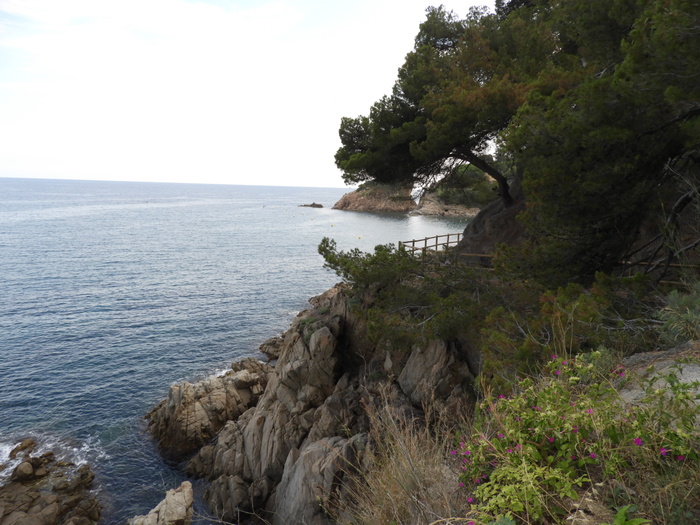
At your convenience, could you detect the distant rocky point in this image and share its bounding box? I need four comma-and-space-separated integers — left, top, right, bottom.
298, 202, 323, 208
332, 182, 416, 213
333, 182, 479, 217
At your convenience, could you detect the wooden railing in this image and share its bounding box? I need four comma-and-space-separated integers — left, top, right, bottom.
399, 233, 463, 255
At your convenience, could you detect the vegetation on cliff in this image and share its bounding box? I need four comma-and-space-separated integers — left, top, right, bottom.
335, 0, 699, 286
319, 237, 700, 523
322, 2, 700, 522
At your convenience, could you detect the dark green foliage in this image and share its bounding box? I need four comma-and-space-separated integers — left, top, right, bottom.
335, 0, 700, 287
430, 164, 498, 207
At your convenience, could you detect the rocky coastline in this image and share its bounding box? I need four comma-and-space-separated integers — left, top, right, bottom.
144, 283, 480, 524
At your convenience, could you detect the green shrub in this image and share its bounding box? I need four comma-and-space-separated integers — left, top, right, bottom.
658, 281, 700, 345
453, 352, 700, 524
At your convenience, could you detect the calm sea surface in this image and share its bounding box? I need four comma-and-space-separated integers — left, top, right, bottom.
0, 178, 470, 523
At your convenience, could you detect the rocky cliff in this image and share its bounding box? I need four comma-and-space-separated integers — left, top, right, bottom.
146, 284, 479, 524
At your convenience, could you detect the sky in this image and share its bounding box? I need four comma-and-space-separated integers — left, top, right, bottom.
0, 0, 493, 188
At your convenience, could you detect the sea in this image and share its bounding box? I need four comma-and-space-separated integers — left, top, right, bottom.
0, 177, 470, 523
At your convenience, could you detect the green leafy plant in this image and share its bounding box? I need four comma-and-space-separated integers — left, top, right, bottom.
601, 504, 651, 525
454, 352, 700, 523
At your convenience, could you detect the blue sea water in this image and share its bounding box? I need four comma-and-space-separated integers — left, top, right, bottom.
0, 177, 470, 523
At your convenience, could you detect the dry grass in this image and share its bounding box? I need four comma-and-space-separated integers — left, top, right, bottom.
332, 385, 473, 525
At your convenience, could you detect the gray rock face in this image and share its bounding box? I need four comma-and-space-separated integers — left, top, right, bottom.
128, 481, 194, 525
146, 358, 272, 461
147, 284, 481, 524
398, 339, 477, 409
269, 434, 368, 525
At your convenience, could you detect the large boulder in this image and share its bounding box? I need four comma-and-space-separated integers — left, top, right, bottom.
398, 339, 478, 410
146, 358, 272, 461
127, 481, 194, 525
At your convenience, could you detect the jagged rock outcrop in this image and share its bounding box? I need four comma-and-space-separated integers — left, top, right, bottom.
332, 183, 417, 213
146, 358, 272, 461
127, 481, 194, 525
398, 339, 479, 410
146, 285, 480, 524
0, 440, 101, 525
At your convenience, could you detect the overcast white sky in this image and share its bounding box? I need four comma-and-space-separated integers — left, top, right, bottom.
0, 0, 492, 188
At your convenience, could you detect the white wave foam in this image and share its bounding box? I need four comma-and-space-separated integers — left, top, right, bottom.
0, 434, 109, 486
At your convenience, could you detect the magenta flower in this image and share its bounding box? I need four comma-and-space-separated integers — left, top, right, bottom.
497, 433, 504, 439
554, 370, 561, 376
586, 409, 594, 414
634, 438, 644, 446
677, 455, 685, 461
552, 355, 558, 360
590, 453, 597, 459
548, 437, 555, 443
660, 447, 669, 456
467, 497, 474, 503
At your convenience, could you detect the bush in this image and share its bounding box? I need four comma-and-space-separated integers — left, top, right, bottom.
453, 352, 700, 524
658, 281, 700, 345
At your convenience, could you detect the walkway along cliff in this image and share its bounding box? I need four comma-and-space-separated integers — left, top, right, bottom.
145, 282, 480, 524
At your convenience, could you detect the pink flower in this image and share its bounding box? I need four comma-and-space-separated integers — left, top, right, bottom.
548, 437, 555, 443
554, 370, 561, 376
634, 438, 644, 446
450, 450, 457, 455
590, 453, 597, 459
552, 355, 558, 360
660, 447, 669, 456
586, 409, 594, 414
497, 433, 504, 439
677, 455, 685, 461
499, 394, 505, 399
467, 497, 474, 503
